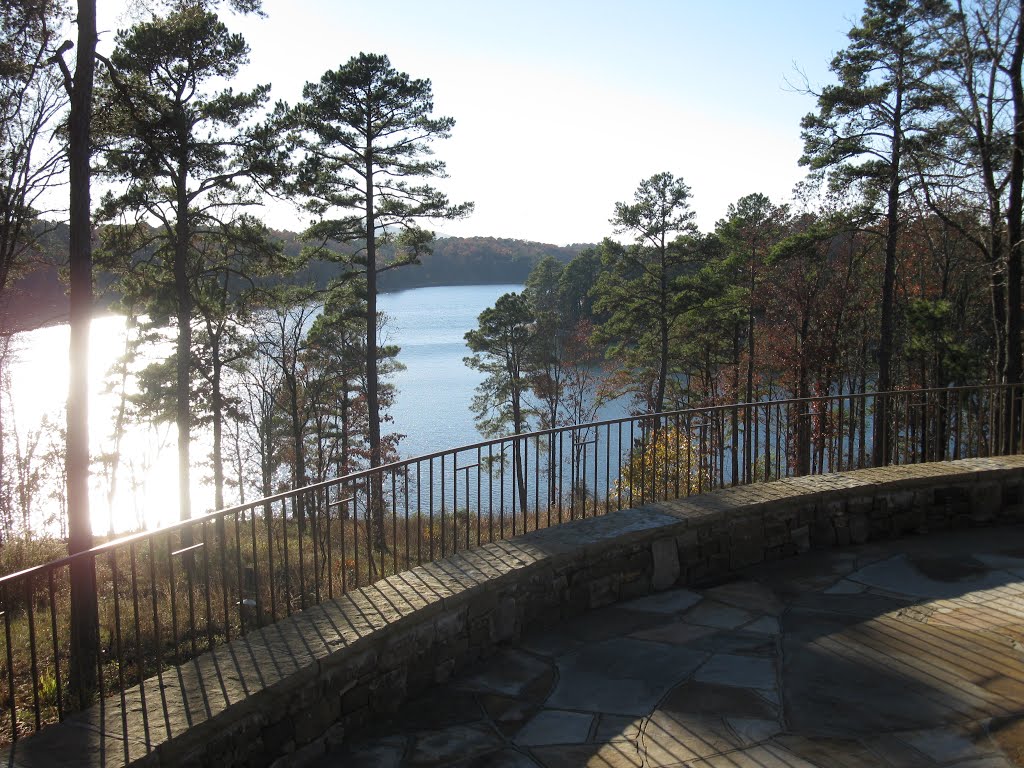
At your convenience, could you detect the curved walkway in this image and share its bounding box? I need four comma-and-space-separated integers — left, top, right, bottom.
317, 525, 1024, 768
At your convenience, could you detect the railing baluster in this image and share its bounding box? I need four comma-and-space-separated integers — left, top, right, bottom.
499, 445, 506, 537
234, 510, 245, 634
561, 430, 569, 528
486, 447, 494, 544
534, 434, 540, 528
281, 498, 292, 615
201, 521, 214, 652
296, 492, 306, 610
46, 570, 62, 722
312, 489, 322, 605
605, 423, 611, 512
3, 587, 14, 742
128, 543, 150, 746
392, 470, 399, 577
441, 454, 448, 557
511, 440, 518, 534
405, 468, 412, 570
429, 459, 435, 562
523, 437, 530, 529
166, 534, 180, 665
249, 506, 262, 630
339, 485, 349, 594
353, 483, 361, 589
477, 447, 483, 544
24, 575, 39, 731
0, 384, 1016, 748
147, 536, 167, 740
453, 454, 460, 553
416, 463, 423, 565
219, 514, 231, 644
108, 551, 128, 761
265, 500, 276, 624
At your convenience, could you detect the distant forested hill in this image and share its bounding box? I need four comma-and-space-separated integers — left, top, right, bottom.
385, 236, 589, 290
3, 228, 592, 331
273, 231, 589, 291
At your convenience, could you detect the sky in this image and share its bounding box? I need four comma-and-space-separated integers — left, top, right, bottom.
95, 0, 868, 246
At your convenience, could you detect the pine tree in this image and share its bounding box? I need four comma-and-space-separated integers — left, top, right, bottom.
801, 0, 949, 464
464, 292, 536, 514
94, 3, 278, 521
594, 173, 698, 414
293, 52, 471, 545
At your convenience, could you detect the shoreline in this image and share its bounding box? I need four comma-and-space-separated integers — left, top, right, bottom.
7, 281, 526, 336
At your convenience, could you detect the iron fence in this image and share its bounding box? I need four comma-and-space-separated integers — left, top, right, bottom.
0, 383, 1020, 748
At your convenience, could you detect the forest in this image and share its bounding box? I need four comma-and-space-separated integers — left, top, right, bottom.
2, 229, 589, 331
0, 0, 1023, 557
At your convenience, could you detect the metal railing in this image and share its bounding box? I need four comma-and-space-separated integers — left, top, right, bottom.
0, 383, 1020, 749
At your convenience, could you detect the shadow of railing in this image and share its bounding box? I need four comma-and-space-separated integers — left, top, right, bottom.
341, 527, 1024, 767
0, 384, 1021, 753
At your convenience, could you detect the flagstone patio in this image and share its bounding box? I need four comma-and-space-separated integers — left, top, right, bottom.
315, 525, 1024, 767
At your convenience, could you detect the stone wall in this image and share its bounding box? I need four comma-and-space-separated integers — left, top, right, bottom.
6, 456, 1024, 768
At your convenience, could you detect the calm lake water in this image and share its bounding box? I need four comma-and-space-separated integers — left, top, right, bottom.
381, 284, 519, 458
7, 284, 532, 532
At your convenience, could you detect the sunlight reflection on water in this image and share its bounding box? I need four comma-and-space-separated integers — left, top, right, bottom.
7, 285, 525, 536
7, 314, 192, 535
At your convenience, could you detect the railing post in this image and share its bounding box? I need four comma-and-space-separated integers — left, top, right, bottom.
795, 401, 811, 477
2, 383, 1017, 749
873, 390, 889, 467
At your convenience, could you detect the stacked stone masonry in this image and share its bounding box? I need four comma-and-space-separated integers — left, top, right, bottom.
5, 456, 1024, 767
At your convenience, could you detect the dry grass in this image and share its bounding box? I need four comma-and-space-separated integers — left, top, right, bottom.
0, 490, 626, 742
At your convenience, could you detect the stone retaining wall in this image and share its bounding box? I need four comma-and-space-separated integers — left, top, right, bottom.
7, 457, 1024, 768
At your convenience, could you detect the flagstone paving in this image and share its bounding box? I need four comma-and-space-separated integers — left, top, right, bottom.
313, 526, 1024, 767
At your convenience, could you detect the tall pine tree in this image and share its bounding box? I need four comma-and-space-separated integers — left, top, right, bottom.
94, 3, 278, 521
293, 52, 471, 545
800, 0, 949, 464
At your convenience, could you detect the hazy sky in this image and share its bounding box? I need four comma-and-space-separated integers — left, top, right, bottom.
96, 0, 867, 245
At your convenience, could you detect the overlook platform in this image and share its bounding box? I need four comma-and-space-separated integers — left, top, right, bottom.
3, 456, 1024, 767
319, 524, 1024, 767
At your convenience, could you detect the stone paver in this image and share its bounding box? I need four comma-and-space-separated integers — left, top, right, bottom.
455, 649, 553, 698
727, 716, 783, 744
408, 724, 502, 765
513, 710, 592, 747
619, 588, 702, 615
547, 638, 706, 714
682, 599, 756, 629
315, 526, 1024, 767
693, 653, 777, 689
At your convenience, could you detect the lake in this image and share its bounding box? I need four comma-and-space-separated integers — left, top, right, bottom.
382, 284, 518, 458
6, 283, 551, 532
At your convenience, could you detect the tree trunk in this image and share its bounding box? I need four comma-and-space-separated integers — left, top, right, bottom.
67, 0, 98, 709
287, 370, 306, 522
233, 419, 246, 505
0, 359, 5, 542
764, 371, 773, 482
211, 343, 224, 511
1003, 0, 1024, 451
731, 325, 740, 485
510, 385, 529, 517
364, 150, 387, 553
874, 66, 904, 467
340, 380, 350, 477
745, 261, 756, 482
656, 243, 669, 414
174, 159, 192, 523
991, 263, 1008, 381
796, 314, 812, 476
